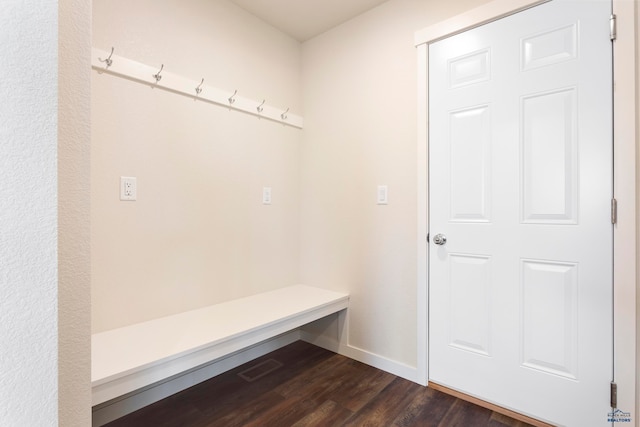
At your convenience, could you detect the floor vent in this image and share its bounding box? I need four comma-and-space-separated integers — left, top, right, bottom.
238, 359, 283, 382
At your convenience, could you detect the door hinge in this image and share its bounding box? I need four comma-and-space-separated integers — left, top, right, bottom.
610, 14, 617, 41
611, 198, 618, 224
611, 382, 618, 408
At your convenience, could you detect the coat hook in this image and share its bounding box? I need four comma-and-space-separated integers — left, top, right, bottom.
257, 99, 265, 113
195, 78, 204, 95
281, 108, 289, 120
98, 47, 114, 67
152, 64, 164, 83
228, 90, 237, 105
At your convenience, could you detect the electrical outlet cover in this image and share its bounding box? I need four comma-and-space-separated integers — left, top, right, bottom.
120, 176, 137, 201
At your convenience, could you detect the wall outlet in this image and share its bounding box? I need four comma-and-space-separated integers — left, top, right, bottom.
120, 176, 137, 201
377, 185, 388, 205
262, 187, 272, 205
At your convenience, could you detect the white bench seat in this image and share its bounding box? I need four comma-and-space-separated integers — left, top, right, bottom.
92, 285, 349, 406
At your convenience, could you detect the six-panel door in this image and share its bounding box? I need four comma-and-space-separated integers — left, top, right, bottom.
428, 1, 613, 425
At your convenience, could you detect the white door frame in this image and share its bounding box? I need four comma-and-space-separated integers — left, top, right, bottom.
415, 0, 637, 422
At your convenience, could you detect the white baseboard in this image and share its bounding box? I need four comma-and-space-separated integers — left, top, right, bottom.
92, 330, 301, 427
299, 330, 419, 384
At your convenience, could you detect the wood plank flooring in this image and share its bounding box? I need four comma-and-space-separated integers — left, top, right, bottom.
104, 341, 534, 427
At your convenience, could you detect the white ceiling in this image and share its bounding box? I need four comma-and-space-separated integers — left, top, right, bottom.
229, 0, 390, 42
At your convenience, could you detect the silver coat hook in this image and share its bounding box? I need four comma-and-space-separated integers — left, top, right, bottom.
257, 99, 265, 113
228, 90, 237, 105
152, 64, 164, 83
195, 78, 204, 95
281, 108, 289, 120
99, 47, 114, 67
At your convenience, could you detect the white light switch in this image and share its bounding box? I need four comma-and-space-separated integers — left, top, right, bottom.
377, 185, 388, 205
120, 176, 137, 201
262, 187, 272, 205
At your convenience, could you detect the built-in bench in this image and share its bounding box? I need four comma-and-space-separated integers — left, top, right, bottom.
92, 285, 349, 409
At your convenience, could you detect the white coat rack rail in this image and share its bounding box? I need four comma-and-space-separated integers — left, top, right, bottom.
91, 47, 304, 129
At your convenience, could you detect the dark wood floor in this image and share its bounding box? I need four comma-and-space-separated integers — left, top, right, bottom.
104, 341, 534, 427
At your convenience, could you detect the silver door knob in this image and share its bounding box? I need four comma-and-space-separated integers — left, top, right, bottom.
433, 234, 447, 245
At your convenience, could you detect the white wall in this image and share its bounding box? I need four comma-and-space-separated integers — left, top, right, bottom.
299, 0, 493, 372
0, 1, 58, 424
0, 0, 90, 426
91, 0, 303, 332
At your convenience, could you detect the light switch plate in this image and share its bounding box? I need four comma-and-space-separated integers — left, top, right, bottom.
262, 187, 272, 205
377, 185, 388, 205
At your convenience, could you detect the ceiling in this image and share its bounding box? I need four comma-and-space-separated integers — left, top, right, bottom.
229, 0, 390, 42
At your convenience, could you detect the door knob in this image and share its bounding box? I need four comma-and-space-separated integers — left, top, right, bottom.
433, 234, 447, 246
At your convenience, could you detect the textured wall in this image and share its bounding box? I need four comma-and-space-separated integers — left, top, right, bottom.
91, 0, 303, 332
58, 0, 92, 425
0, 0, 59, 425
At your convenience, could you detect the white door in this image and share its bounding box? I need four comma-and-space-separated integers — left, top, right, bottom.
428, 1, 612, 426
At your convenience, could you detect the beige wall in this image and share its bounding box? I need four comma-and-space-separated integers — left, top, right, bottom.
59, 0, 92, 424
91, 0, 303, 332
635, 0, 640, 421
91, 0, 496, 369
89, 0, 640, 409
0, 0, 633, 424
299, 0, 493, 369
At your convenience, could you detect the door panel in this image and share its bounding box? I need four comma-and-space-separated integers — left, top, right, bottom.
449, 253, 492, 356
520, 258, 578, 379
450, 105, 492, 222
428, 1, 612, 426
522, 88, 578, 223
